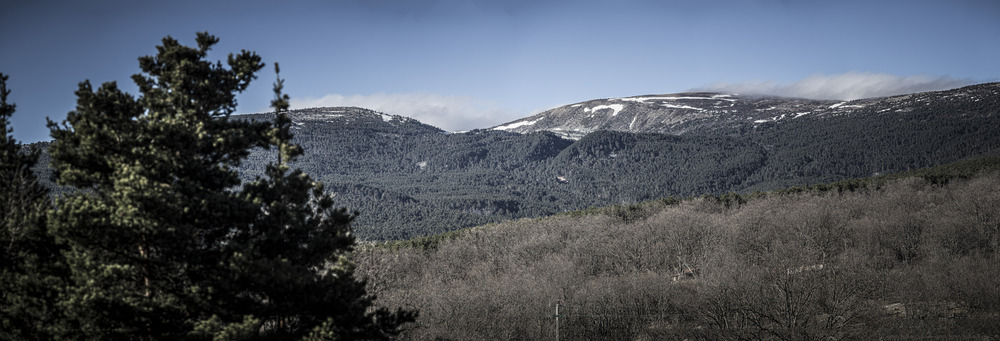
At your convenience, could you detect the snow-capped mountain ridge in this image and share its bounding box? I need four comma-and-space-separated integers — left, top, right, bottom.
493, 83, 1000, 139
239, 106, 445, 135
287, 107, 418, 125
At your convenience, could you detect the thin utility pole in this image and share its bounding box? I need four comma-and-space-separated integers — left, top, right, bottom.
550, 300, 564, 341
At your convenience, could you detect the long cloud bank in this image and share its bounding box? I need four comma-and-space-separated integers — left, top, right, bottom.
698, 72, 974, 100
290, 93, 521, 132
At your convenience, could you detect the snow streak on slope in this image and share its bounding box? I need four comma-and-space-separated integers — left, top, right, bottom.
493, 119, 541, 131
584, 104, 625, 116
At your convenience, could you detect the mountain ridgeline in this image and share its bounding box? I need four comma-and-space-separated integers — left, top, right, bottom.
493, 82, 1000, 138
216, 83, 1000, 240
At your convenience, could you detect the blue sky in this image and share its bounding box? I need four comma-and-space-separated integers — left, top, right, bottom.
2, 0, 998, 142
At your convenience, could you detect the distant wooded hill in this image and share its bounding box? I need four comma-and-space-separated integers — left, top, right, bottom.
32, 83, 1000, 240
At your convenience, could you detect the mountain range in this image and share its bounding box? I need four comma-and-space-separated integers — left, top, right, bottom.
33, 83, 1000, 240
493, 83, 1000, 138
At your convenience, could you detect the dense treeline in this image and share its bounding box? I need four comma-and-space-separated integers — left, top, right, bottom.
356, 168, 1000, 340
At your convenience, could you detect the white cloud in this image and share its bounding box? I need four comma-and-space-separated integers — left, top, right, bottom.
698, 72, 973, 100
290, 93, 524, 131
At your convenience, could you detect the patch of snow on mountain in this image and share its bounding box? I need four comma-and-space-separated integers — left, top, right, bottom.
794, 112, 810, 118
629, 116, 638, 130
584, 104, 625, 116
662, 103, 704, 111
661, 96, 736, 102
493, 119, 540, 131
616, 94, 737, 104
619, 96, 679, 103
829, 102, 847, 109
380, 114, 393, 122
710, 95, 737, 102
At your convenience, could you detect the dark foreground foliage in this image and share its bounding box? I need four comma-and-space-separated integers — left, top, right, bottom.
2, 35, 413, 340
357, 166, 1000, 340
1, 73, 72, 340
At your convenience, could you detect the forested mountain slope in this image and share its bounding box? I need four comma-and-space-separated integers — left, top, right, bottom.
32, 84, 1000, 240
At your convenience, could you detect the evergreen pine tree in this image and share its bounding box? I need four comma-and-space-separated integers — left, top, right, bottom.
222, 63, 416, 340
0, 73, 71, 339
47, 33, 413, 340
